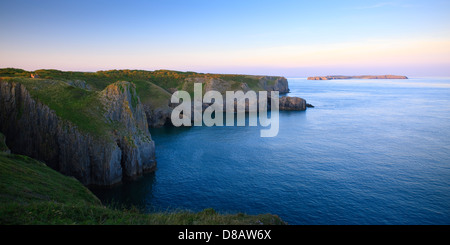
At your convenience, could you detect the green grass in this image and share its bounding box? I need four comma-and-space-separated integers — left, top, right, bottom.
264, 76, 277, 86
0, 153, 100, 206
1, 77, 110, 138
0, 68, 30, 78
0, 203, 285, 225
216, 74, 262, 91
0, 68, 275, 108
0, 153, 286, 225
133, 80, 171, 108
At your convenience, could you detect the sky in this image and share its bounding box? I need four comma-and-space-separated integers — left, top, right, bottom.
0, 0, 449, 77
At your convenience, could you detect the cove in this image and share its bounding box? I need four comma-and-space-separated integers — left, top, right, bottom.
91, 78, 450, 225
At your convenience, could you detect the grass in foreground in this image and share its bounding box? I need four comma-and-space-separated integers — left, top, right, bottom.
0, 153, 285, 225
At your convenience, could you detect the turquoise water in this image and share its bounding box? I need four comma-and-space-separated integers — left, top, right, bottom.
92, 78, 450, 225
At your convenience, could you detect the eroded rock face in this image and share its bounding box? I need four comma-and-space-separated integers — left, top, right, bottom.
147, 76, 292, 126
144, 104, 173, 128
182, 76, 290, 94
0, 80, 156, 186
260, 76, 289, 93
66, 80, 92, 90
100, 81, 156, 178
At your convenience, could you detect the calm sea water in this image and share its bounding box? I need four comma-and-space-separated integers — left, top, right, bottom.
92, 78, 450, 225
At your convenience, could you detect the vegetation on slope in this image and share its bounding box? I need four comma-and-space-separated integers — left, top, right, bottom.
0, 153, 285, 225
1, 77, 110, 137
0, 68, 279, 109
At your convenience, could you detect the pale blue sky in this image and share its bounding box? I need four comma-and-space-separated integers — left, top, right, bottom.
1, 0, 449, 76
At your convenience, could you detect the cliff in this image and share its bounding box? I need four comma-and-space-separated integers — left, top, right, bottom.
307, 75, 408, 80
142, 74, 290, 126
100, 81, 156, 178
188, 75, 289, 94
0, 69, 296, 127
0, 78, 155, 186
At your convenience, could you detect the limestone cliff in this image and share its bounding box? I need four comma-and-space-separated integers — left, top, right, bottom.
100, 81, 156, 178
0, 79, 155, 186
145, 105, 173, 128
150, 75, 291, 126
260, 76, 289, 93
183, 75, 289, 94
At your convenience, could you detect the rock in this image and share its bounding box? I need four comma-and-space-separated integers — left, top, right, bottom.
145, 75, 291, 127
144, 104, 173, 127
278, 96, 307, 111
260, 76, 290, 93
0, 80, 156, 186
67, 80, 92, 90
240, 82, 250, 91
100, 81, 156, 178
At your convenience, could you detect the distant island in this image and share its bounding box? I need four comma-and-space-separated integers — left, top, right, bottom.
307, 75, 408, 80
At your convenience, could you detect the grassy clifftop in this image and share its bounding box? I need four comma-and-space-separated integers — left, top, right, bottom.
0, 153, 285, 225
1, 68, 288, 129
1, 77, 110, 137
0, 68, 276, 91
0, 68, 284, 108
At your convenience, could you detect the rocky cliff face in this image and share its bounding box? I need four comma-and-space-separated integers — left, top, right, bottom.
0, 80, 155, 186
182, 75, 289, 94
100, 81, 156, 178
148, 75, 292, 126
145, 105, 173, 128
260, 76, 289, 93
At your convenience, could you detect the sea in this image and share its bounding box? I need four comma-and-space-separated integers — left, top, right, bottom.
91, 77, 450, 225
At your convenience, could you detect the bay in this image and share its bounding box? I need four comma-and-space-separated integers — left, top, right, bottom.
92, 78, 450, 225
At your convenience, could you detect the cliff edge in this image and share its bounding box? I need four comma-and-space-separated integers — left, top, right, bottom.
0, 78, 155, 186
